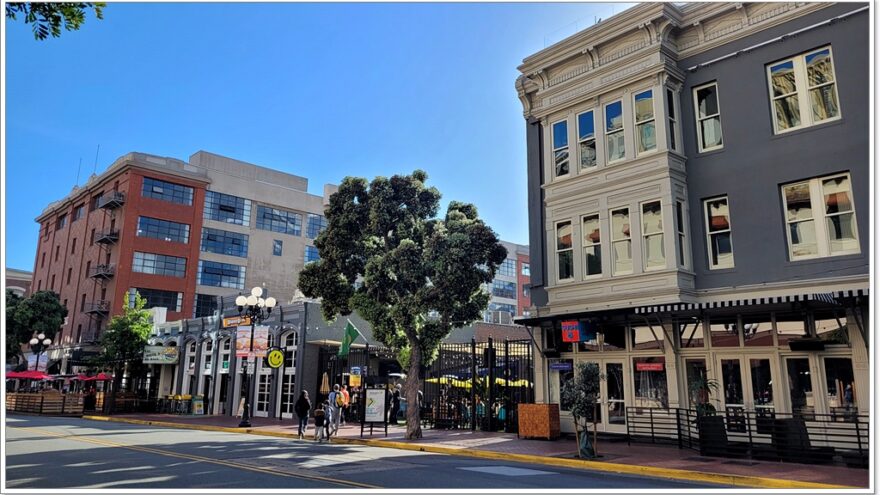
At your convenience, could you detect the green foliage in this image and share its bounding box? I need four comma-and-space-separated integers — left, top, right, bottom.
299, 170, 507, 438
5, 2, 104, 40
688, 375, 719, 417
94, 292, 152, 371
5, 290, 68, 364
561, 362, 603, 430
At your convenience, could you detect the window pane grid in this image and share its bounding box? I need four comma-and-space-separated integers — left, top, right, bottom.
305, 245, 320, 263
695, 83, 723, 151
133, 251, 187, 277
135, 287, 183, 312
142, 177, 194, 205
491, 279, 516, 299
205, 191, 252, 226
499, 259, 516, 277
137, 216, 190, 244
200, 227, 249, 257
197, 260, 246, 289
257, 205, 302, 236
768, 46, 839, 133
306, 214, 328, 239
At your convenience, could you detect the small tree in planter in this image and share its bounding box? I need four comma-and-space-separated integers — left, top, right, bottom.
688, 375, 719, 418
561, 362, 603, 459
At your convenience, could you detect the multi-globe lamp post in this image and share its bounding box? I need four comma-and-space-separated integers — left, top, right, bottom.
29, 333, 52, 371
235, 287, 276, 428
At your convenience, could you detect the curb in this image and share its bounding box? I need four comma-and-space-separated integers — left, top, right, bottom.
81, 415, 852, 490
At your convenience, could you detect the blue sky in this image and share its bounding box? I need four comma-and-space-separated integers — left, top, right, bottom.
5, 2, 631, 271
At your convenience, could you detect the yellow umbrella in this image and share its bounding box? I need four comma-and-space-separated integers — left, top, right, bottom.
320, 372, 330, 394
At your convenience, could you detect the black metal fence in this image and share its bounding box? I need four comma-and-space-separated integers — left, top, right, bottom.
626, 406, 868, 468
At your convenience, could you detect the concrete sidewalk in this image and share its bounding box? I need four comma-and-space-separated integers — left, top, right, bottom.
82, 412, 867, 489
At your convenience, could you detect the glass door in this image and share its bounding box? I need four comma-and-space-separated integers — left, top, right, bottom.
718, 357, 746, 432
279, 373, 296, 419
786, 357, 814, 418
603, 361, 626, 434
255, 373, 272, 417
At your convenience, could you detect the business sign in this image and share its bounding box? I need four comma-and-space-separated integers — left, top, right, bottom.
223, 315, 251, 328
349, 366, 362, 388
142, 345, 180, 364
561, 320, 598, 343
549, 361, 573, 371
253, 326, 269, 358
364, 388, 386, 423
235, 326, 269, 357
192, 397, 204, 415
265, 348, 284, 369
636, 362, 664, 372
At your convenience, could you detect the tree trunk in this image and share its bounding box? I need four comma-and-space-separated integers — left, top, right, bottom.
405, 344, 422, 439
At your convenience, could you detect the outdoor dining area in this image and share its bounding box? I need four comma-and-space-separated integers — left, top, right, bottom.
5, 370, 112, 415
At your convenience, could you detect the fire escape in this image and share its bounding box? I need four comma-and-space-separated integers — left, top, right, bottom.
85, 191, 125, 341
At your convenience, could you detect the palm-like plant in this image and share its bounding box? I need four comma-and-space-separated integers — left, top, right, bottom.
689, 375, 719, 417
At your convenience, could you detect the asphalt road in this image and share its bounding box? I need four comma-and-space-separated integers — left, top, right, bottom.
5, 415, 725, 489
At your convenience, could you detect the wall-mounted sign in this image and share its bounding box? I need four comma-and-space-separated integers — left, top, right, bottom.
549, 361, 573, 371
636, 362, 664, 372
142, 345, 179, 364
223, 315, 251, 328
266, 347, 284, 369
561, 320, 598, 343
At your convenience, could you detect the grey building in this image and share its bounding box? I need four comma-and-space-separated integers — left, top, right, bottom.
516, 2, 868, 434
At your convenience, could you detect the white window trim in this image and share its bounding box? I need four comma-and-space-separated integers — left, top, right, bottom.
633, 89, 657, 156
781, 173, 859, 261
577, 110, 598, 172
704, 195, 735, 270
767, 46, 842, 135
551, 119, 570, 179
675, 200, 689, 269
609, 207, 632, 276
581, 213, 602, 279
604, 100, 626, 164
666, 88, 680, 153
555, 219, 575, 282
640, 200, 665, 272
693, 81, 724, 153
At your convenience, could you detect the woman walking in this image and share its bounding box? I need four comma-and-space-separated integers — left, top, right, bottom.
294, 391, 312, 439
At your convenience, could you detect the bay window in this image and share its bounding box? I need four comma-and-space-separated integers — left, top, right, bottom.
552, 120, 570, 178
641, 201, 665, 270
610, 208, 632, 275
634, 90, 656, 154
605, 101, 625, 163
577, 110, 597, 170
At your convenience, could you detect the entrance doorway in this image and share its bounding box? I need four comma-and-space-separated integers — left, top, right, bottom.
576, 358, 627, 434
255, 373, 272, 417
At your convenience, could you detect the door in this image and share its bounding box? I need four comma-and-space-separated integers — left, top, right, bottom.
279, 373, 296, 419
255, 373, 272, 417
578, 359, 627, 434
786, 357, 815, 418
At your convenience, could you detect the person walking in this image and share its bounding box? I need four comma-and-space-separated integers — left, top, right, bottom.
389, 384, 401, 425
294, 391, 312, 439
313, 402, 326, 443
328, 384, 342, 436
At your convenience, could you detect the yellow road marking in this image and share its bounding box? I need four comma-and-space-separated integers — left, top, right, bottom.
9, 425, 378, 489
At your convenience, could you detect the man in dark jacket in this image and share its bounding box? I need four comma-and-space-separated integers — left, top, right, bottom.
294, 391, 311, 439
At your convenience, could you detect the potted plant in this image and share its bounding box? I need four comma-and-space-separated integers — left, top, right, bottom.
561, 362, 603, 459
688, 375, 719, 418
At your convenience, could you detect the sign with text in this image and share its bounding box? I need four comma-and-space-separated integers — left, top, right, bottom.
349, 366, 362, 388
364, 388, 387, 423
223, 315, 251, 328
636, 362, 664, 372
142, 345, 179, 364
549, 361, 572, 371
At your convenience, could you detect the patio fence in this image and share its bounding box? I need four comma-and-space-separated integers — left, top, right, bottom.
5, 392, 84, 416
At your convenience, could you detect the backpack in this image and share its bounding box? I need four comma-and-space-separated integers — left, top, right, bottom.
335, 392, 345, 408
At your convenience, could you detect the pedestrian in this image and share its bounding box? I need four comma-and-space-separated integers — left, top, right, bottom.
390, 384, 401, 425
323, 400, 333, 439
328, 384, 343, 436
294, 391, 311, 439
313, 402, 326, 443
341, 385, 351, 425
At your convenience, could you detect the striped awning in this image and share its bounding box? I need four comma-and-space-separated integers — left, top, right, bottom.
634, 289, 868, 315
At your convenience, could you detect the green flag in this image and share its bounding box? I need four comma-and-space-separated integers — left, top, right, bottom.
338, 320, 360, 357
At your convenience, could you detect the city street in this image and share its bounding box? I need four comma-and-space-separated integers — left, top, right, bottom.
5, 415, 724, 489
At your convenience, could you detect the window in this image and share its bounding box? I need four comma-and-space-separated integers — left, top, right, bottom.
521, 263, 530, 277
66, 267, 72, 285
90, 228, 95, 246
641, 201, 664, 270
610, 208, 632, 275
200, 227, 248, 257
133, 252, 187, 277
70, 238, 77, 254
80, 294, 86, 311
582, 214, 601, 277
768, 47, 840, 134
694, 82, 723, 151
256, 205, 302, 235
142, 177, 194, 205
577, 110, 597, 170
134, 288, 183, 312
499, 259, 516, 277
305, 245, 320, 263
666, 89, 678, 151
633, 90, 656, 154
41, 252, 46, 268
704, 196, 734, 269
487, 302, 516, 317
306, 214, 327, 239
194, 294, 218, 317
90, 192, 103, 212
523, 285, 531, 298
55, 245, 60, 261
552, 120, 569, 177
273, 240, 283, 256
605, 101, 625, 163
204, 191, 251, 226
632, 357, 668, 408
137, 216, 190, 243
197, 260, 246, 289
555, 221, 573, 281
782, 173, 858, 260
73, 204, 85, 221
56, 214, 67, 230
491, 279, 516, 299
675, 201, 687, 268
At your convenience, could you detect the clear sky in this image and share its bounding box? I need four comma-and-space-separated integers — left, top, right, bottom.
4, 2, 632, 271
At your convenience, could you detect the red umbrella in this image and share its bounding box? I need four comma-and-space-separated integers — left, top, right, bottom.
9, 370, 52, 380
82, 372, 112, 381
6, 371, 25, 379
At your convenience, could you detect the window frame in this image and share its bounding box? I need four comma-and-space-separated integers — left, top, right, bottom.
609, 207, 632, 276
693, 81, 724, 152
640, 200, 665, 272
554, 219, 574, 282
581, 213, 602, 279
304, 245, 320, 263
703, 195, 735, 270
604, 100, 626, 164
666, 88, 679, 152
576, 110, 597, 171
551, 119, 570, 179
675, 201, 688, 269
766, 46, 841, 135
781, 172, 859, 261
142, 177, 194, 205
633, 89, 657, 155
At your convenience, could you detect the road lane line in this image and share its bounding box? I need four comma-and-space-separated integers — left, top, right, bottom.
8, 425, 379, 489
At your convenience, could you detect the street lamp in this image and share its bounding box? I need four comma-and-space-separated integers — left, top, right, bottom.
29, 333, 52, 371
235, 286, 276, 427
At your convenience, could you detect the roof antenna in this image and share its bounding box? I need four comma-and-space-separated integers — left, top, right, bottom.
93, 144, 101, 174
76, 157, 82, 185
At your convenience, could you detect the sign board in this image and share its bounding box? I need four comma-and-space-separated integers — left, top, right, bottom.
561, 320, 597, 343
235, 326, 252, 357
142, 345, 179, 364
364, 388, 387, 423
223, 315, 251, 328
27, 354, 48, 372
349, 366, 362, 388
220, 359, 229, 373
253, 326, 269, 358
266, 348, 284, 369
192, 397, 204, 415
549, 361, 573, 371
636, 362, 664, 372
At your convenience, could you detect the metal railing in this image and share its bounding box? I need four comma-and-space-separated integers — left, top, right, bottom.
97, 191, 126, 209
93, 229, 120, 244
84, 300, 111, 314
88, 264, 115, 279
626, 406, 868, 468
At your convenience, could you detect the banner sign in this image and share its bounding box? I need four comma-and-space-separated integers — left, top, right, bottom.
27, 354, 48, 372
253, 326, 269, 358
349, 366, 362, 388
636, 362, 664, 372
142, 345, 180, 364
223, 315, 251, 328
235, 326, 251, 357
549, 361, 572, 371
364, 388, 387, 423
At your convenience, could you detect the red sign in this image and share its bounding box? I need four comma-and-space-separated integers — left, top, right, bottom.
561, 320, 580, 342
636, 362, 664, 372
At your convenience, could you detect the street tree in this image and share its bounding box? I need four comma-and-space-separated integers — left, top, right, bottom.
94, 291, 152, 413
5, 290, 68, 367
298, 170, 507, 439
561, 362, 603, 458
5, 2, 105, 40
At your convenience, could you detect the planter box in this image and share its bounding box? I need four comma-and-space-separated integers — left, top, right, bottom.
518, 403, 560, 440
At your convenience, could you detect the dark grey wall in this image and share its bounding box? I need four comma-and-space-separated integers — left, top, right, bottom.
679, 4, 869, 290
526, 116, 548, 307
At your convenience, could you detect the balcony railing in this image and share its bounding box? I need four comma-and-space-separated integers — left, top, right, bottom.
88, 264, 115, 280
84, 301, 110, 315
93, 230, 119, 245
97, 191, 125, 209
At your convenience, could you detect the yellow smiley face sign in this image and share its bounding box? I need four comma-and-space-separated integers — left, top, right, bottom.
266, 348, 285, 369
